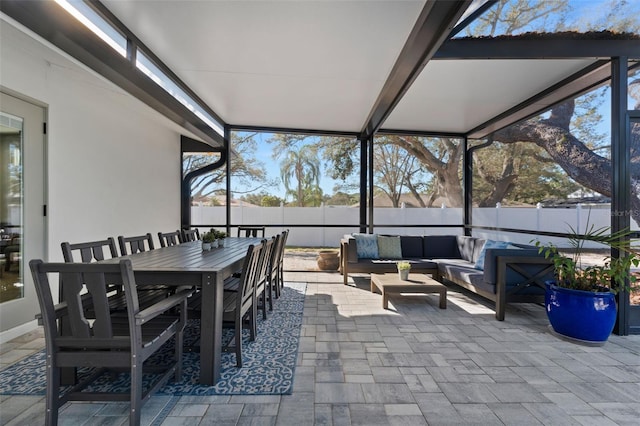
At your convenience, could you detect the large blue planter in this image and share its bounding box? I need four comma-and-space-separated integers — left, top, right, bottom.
545, 281, 617, 343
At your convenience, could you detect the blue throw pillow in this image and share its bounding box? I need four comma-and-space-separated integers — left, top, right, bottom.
353, 233, 379, 259
474, 240, 511, 270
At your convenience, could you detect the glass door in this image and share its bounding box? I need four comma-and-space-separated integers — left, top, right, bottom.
0, 92, 46, 333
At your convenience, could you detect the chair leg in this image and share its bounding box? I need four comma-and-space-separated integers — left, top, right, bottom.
235, 316, 242, 368
46, 362, 60, 426
267, 279, 274, 311
250, 304, 257, 341
175, 328, 184, 381
261, 290, 267, 320
130, 357, 143, 426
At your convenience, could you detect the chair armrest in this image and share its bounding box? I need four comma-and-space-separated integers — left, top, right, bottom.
136, 289, 193, 324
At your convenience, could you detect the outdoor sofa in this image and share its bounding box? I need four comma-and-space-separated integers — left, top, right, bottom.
340, 234, 553, 320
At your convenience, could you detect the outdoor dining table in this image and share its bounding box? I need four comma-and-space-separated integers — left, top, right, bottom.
101, 237, 261, 385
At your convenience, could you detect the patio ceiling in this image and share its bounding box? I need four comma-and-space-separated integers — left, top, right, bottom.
99, 0, 605, 137
2, 1, 635, 140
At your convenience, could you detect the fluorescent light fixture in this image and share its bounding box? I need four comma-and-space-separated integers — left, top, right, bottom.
54, 0, 126, 57
136, 51, 225, 137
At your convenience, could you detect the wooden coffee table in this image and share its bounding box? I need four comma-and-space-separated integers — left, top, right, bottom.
370, 273, 447, 310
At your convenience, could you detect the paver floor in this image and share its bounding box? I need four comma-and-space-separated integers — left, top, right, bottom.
2, 267, 640, 425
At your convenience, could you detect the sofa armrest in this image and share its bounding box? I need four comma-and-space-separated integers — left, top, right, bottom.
494, 255, 554, 321
340, 237, 358, 263
483, 248, 547, 285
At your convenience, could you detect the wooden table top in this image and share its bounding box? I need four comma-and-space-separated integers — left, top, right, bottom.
101, 238, 262, 273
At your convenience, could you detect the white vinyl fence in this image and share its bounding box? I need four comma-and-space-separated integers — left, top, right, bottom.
192, 203, 636, 249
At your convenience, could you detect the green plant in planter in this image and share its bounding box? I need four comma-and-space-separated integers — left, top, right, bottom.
535, 222, 639, 294
202, 230, 216, 243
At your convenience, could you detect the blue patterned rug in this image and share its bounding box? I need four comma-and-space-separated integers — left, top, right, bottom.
0, 283, 306, 396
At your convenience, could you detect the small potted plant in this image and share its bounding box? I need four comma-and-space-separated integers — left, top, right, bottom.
397, 261, 411, 281
535, 219, 639, 344
217, 230, 228, 247
201, 230, 215, 251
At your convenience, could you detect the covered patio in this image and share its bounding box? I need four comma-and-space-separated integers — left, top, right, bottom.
3, 268, 640, 425
2, 0, 640, 424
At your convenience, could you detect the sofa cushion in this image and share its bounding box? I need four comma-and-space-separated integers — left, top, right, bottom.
423, 235, 459, 259
437, 261, 492, 293
474, 240, 511, 270
400, 236, 423, 258
351, 258, 437, 273
353, 233, 379, 259
456, 236, 477, 262
377, 235, 402, 259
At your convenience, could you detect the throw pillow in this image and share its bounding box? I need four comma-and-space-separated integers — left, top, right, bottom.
377, 235, 402, 259
353, 233, 379, 259
474, 240, 511, 270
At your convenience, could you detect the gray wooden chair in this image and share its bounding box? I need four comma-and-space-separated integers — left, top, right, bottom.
268, 232, 284, 300
181, 228, 200, 242
254, 237, 275, 320
61, 237, 118, 263
158, 230, 182, 247
237, 226, 265, 238
276, 230, 289, 295
118, 233, 155, 256
223, 242, 263, 367
29, 259, 192, 426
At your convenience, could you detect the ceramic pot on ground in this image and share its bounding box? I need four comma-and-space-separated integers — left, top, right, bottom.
545, 281, 616, 344
317, 250, 339, 270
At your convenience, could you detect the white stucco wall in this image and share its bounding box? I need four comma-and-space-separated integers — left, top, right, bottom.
1, 18, 190, 262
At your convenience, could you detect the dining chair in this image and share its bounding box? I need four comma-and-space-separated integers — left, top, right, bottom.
222, 242, 263, 367
182, 228, 200, 242
237, 226, 265, 238
276, 229, 289, 295
30, 259, 192, 426
158, 230, 182, 247
62, 237, 168, 322
117, 232, 155, 256
61, 237, 119, 263
255, 237, 275, 320
268, 232, 284, 299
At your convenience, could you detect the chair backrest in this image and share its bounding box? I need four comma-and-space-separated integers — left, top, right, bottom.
255, 237, 275, 292
118, 233, 155, 256
279, 229, 289, 266
30, 259, 140, 347
237, 226, 265, 238
158, 230, 182, 247
238, 243, 263, 314
182, 228, 200, 242
269, 233, 283, 276
61, 238, 119, 263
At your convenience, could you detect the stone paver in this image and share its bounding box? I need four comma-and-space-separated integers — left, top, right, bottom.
2, 261, 640, 425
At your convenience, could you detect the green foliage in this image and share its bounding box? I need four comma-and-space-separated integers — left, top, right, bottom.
473, 141, 580, 205
534, 212, 639, 294
202, 228, 226, 243
201, 229, 216, 243
261, 195, 282, 207
396, 261, 411, 271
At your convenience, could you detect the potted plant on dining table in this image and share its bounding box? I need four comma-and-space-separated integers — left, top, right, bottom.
536, 223, 639, 344
216, 230, 228, 247
201, 230, 216, 251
